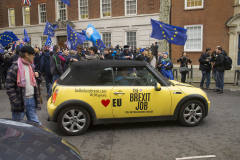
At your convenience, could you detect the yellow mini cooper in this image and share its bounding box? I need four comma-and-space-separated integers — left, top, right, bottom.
47, 60, 210, 135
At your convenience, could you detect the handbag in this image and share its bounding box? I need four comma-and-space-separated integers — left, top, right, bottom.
179, 61, 189, 74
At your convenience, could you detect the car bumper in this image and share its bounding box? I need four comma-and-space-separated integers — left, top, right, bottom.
47, 98, 57, 119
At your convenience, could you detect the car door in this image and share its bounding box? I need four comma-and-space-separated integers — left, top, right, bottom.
111, 67, 171, 118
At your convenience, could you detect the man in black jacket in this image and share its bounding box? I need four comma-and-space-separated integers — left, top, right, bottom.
47, 45, 62, 98
212, 46, 225, 94
199, 48, 212, 89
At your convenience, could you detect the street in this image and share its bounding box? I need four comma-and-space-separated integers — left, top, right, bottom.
1, 83, 240, 160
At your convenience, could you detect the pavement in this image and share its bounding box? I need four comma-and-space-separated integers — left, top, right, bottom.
172, 67, 240, 85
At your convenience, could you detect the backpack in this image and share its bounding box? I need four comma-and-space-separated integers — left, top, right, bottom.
224, 56, 232, 70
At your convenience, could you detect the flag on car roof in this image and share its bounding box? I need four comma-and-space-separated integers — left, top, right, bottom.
23, 0, 31, 6
0, 31, 19, 47
43, 21, 58, 37
150, 19, 188, 46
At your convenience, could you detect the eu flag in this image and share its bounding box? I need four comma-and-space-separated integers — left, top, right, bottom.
23, 29, 30, 43
45, 36, 52, 46
67, 24, 86, 50
43, 21, 58, 37
0, 31, 19, 47
60, 0, 70, 6
150, 19, 188, 46
0, 44, 4, 54
85, 23, 101, 43
93, 39, 106, 50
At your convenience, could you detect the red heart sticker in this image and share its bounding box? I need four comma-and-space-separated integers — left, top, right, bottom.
101, 99, 110, 107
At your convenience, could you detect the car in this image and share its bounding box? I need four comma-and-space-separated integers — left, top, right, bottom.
47, 60, 210, 136
0, 119, 83, 160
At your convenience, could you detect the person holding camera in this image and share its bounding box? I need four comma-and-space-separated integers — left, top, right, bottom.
199, 48, 212, 90
177, 52, 192, 83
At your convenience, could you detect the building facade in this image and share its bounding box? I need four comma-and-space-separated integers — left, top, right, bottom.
171, 0, 238, 67
0, 0, 160, 50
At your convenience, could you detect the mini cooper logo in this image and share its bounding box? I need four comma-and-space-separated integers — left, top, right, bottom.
101, 99, 110, 107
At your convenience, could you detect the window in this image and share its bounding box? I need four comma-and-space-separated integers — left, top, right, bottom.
102, 33, 111, 48
57, 1, 67, 20
39, 3, 46, 23
23, 7, 30, 25
41, 37, 47, 48
101, 0, 111, 17
8, 8, 15, 27
96, 68, 113, 86
125, 0, 137, 15
185, 0, 203, 9
184, 25, 203, 52
113, 67, 159, 86
126, 31, 137, 50
79, 0, 88, 19
83, 41, 90, 48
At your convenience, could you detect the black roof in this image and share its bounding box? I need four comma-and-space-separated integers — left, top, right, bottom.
72, 60, 147, 70
58, 60, 147, 86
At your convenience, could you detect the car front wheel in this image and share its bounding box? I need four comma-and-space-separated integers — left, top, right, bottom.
178, 100, 205, 127
57, 106, 90, 136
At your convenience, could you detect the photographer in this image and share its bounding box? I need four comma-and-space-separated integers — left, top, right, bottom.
177, 52, 192, 83
199, 48, 212, 90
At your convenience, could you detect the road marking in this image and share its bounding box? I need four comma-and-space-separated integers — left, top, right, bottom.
176, 155, 216, 160
230, 89, 237, 91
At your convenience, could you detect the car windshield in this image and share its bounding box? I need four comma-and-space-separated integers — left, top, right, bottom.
148, 64, 172, 86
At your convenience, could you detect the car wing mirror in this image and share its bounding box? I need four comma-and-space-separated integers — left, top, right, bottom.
155, 83, 161, 91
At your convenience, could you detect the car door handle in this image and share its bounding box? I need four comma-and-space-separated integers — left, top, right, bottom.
114, 92, 125, 95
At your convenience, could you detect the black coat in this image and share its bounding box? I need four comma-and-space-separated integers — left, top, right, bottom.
40, 52, 51, 76
34, 53, 41, 71
177, 56, 192, 67
104, 53, 113, 60
215, 53, 225, 71
61, 54, 70, 72
199, 52, 212, 71
0, 53, 4, 70
3, 58, 11, 76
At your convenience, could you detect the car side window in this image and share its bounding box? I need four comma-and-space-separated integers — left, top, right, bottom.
113, 67, 159, 86
96, 68, 114, 86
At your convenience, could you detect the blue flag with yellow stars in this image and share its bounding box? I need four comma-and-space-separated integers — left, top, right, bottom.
67, 24, 86, 50
0, 44, 4, 54
161, 60, 174, 80
45, 36, 52, 46
23, 29, 30, 43
93, 39, 106, 50
0, 31, 19, 47
150, 19, 187, 46
43, 21, 58, 37
85, 23, 101, 43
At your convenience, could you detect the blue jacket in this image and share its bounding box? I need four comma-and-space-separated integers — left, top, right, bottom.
118, 51, 133, 60
40, 52, 51, 76
34, 53, 41, 71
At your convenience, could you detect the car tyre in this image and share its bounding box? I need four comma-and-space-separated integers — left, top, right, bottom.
178, 100, 205, 127
57, 106, 90, 136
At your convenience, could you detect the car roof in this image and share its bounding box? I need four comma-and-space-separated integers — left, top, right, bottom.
71, 60, 147, 70
58, 60, 147, 86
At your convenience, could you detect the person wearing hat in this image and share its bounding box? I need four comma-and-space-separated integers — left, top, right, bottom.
158, 52, 174, 80
100, 47, 113, 60
5, 46, 42, 124
76, 44, 85, 60
118, 45, 133, 60
85, 46, 100, 60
